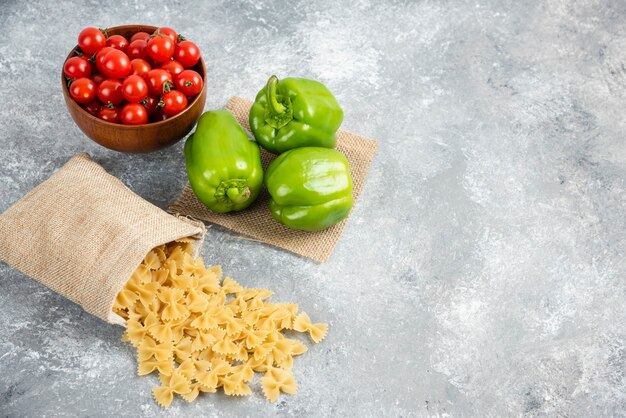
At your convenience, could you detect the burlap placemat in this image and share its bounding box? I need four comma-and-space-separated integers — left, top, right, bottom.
168, 97, 378, 262
0, 153, 205, 325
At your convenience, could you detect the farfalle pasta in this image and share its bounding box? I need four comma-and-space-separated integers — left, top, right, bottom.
293, 312, 329, 343
262, 366, 298, 402
114, 240, 329, 408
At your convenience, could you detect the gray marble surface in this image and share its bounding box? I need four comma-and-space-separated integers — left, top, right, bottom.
1, 0, 625, 416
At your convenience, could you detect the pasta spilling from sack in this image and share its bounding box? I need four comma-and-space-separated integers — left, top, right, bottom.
113, 239, 328, 408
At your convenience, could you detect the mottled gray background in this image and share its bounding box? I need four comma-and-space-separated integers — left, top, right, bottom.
1, 0, 625, 416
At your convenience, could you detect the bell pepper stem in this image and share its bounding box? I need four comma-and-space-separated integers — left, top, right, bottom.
266, 75, 285, 114
263, 75, 294, 130
214, 179, 252, 206
227, 186, 250, 204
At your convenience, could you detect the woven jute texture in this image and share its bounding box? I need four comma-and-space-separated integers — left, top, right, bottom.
168, 96, 378, 262
0, 153, 205, 325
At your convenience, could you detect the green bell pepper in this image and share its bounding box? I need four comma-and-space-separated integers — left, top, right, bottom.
249, 75, 344, 154
265, 147, 353, 231
184, 110, 263, 213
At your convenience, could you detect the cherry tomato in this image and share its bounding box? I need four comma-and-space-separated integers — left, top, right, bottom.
154, 27, 178, 45
147, 35, 175, 62
175, 69, 203, 96
95, 46, 115, 72
106, 35, 129, 53
160, 60, 184, 79
69, 77, 97, 104
127, 39, 149, 60
64, 56, 91, 79
97, 104, 121, 123
141, 95, 160, 116
130, 59, 151, 77
92, 73, 107, 86
100, 49, 131, 79
121, 103, 148, 125
145, 69, 173, 96
97, 79, 124, 105
160, 90, 188, 116
82, 100, 101, 116
152, 108, 169, 122
130, 31, 150, 43
78, 27, 106, 55
174, 41, 200, 68
121, 75, 148, 103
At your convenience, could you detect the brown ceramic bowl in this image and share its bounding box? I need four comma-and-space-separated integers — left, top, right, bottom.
62, 24, 207, 153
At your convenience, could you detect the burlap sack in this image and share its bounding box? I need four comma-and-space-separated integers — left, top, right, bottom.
0, 153, 205, 325
169, 97, 378, 263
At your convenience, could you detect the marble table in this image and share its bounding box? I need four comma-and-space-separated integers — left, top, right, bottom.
1, 0, 625, 416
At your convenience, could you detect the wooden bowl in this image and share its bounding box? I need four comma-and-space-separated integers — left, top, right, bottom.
62, 24, 207, 153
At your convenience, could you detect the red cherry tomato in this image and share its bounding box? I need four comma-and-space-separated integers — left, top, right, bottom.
154, 27, 178, 45
130, 59, 151, 77
82, 100, 101, 116
151, 108, 169, 122
121, 103, 148, 125
97, 104, 121, 124
100, 49, 131, 79
145, 69, 173, 96
64, 56, 91, 79
69, 77, 97, 104
106, 35, 129, 53
161, 90, 188, 116
95, 46, 115, 72
92, 73, 107, 86
174, 41, 200, 68
127, 39, 149, 60
130, 31, 150, 43
147, 35, 175, 62
97, 79, 124, 105
175, 70, 203, 96
141, 95, 160, 116
121, 75, 148, 103
78, 27, 106, 55
160, 60, 184, 79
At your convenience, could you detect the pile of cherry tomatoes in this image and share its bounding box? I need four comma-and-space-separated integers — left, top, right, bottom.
64, 26, 203, 125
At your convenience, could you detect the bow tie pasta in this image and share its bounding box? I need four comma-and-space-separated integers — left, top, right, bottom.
113, 240, 328, 408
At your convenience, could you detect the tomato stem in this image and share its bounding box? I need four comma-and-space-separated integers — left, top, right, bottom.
157, 99, 165, 108
185, 81, 193, 87
66, 77, 75, 88
99, 27, 109, 39
163, 80, 173, 93
177, 34, 186, 42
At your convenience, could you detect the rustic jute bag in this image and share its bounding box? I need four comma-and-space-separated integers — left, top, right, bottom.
0, 153, 205, 325
169, 97, 378, 263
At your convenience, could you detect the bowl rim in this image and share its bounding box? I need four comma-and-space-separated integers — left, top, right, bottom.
62, 24, 206, 129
